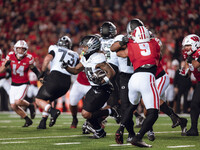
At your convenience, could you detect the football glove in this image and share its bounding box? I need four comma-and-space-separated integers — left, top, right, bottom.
186, 55, 194, 64
61, 61, 68, 69
119, 35, 129, 46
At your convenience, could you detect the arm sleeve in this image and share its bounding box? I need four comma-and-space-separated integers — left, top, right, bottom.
31, 66, 40, 79
48, 50, 55, 58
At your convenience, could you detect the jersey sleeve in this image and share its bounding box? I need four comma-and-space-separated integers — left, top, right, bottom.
6, 51, 14, 60
92, 53, 106, 64
27, 54, 34, 65
113, 35, 124, 42
48, 45, 56, 53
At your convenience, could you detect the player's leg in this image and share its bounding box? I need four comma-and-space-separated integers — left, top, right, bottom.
186, 83, 200, 136
10, 84, 33, 127
69, 80, 91, 128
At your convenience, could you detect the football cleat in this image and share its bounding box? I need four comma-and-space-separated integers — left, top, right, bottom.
170, 114, 181, 128
135, 116, 145, 128
180, 118, 188, 136
90, 128, 106, 139
22, 119, 33, 127
186, 128, 199, 136
127, 134, 134, 143
147, 130, 155, 141
37, 118, 47, 129
111, 105, 121, 124
49, 109, 61, 127
70, 118, 78, 128
82, 120, 96, 134
29, 104, 36, 119
115, 129, 124, 144
131, 136, 152, 148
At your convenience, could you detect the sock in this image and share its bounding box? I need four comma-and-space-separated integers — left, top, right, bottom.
91, 109, 109, 119
88, 118, 101, 130
190, 102, 200, 130
160, 102, 171, 116
125, 118, 135, 136
24, 116, 31, 122
121, 104, 138, 125
137, 109, 158, 140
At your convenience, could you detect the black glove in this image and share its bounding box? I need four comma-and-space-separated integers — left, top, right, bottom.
61, 61, 68, 69
119, 35, 129, 46
186, 55, 194, 63
91, 74, 103, 85
5, 60, 11, 67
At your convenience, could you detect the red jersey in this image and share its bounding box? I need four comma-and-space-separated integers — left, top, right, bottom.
6, 51, 34, 84
0, 58, 6, 78
77, 71, 90, 86
189, 48, 200, 81
127, 39, 160, 70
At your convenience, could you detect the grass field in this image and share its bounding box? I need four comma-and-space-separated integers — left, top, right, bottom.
0, 112, 199, 150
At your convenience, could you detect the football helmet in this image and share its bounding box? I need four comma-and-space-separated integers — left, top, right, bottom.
57, 35, 72, 49
100, 21, 117, 39
131, 26, 150, 43
182, 34, 200, 55
14, 40, 28, 57
79, 35, 101, 56
126, 18, 144, 36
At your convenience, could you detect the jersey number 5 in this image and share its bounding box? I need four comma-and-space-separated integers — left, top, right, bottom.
139, 43, 151, 56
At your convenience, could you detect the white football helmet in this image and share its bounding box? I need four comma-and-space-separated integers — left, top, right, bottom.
14, 40, 28, 57
182, 34, 200, 55
131, 26, 150, 43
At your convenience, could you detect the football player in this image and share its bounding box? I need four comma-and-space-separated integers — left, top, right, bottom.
61, 35, 120, 138
0, 40, 39, 127
180, 34, 200, 136
111, 19, 146, 143
35, 35, 79, 129
112, 26, 160, 147
100, 21, 120, 108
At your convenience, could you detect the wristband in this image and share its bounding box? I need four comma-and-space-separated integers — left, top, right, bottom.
103, 76, 109, 83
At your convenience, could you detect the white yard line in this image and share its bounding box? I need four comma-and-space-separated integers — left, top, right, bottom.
1, 141, 27, 144
110, 143, 132, 146
167, 145, 195, 148
54, 142, 81, 145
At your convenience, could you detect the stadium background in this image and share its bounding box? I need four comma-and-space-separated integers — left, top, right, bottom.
0, 0, 200, 112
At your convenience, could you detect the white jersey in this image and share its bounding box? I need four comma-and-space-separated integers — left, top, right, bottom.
100, 37, 118, 67
114, 35, 134, 74
80, 52, 107, 86
48, 45, 79, 75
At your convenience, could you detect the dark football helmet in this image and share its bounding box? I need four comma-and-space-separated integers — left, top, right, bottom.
57, 35, 72, 49
79, 35, 101, 56
126, 19, 144, 36
100, 21, 117, 39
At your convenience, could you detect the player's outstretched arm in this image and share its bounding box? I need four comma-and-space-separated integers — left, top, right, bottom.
61, 61, 84, 75
116, 48, 128, 58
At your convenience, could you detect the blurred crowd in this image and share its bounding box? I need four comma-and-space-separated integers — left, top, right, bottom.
0, 0, 200, 113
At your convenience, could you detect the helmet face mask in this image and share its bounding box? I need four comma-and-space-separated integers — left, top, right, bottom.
57, 36, 72, 49
131, 26, 150, 43
80, 35, 101, 57
100, 21, 117, 39
14, 40, 28, 58
182, 34, 200, 55
126, 19, 144, 36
